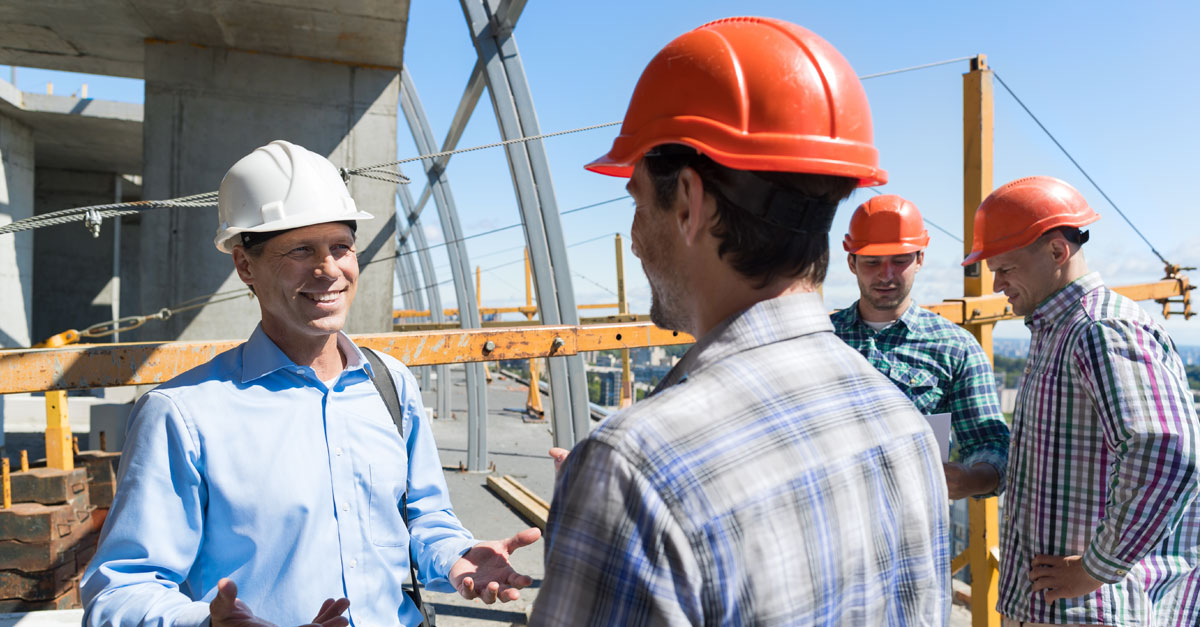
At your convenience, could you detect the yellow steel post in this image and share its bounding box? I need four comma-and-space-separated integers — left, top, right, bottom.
44, 390, 74, 470
524, 249, 544, 415
616, 234, 633, 408
964, 53, 1000, 627
2, 458, 9, 509
19, 450, 28, 472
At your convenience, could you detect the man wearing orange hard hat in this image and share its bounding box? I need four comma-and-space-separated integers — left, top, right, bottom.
964, 176, 1199, 626
531, 17, 948, 625
834, 194, 1010, 500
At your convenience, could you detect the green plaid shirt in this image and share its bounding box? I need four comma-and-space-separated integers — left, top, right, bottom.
831, 302, 1010, 495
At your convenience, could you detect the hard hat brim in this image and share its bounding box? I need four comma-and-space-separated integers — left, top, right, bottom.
585, 130, 888, 187
845, 241, 927, 256
215, 210, 375, 254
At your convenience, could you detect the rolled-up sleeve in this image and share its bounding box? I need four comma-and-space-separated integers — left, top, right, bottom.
1075, 319, 1200, 583
81, 391, 211, 627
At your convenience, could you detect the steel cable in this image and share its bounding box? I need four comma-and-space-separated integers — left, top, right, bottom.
993, 72, 1169, 266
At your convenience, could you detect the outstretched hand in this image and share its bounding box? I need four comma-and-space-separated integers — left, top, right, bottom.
449, 528, 542, 604
210, 578, 350, 627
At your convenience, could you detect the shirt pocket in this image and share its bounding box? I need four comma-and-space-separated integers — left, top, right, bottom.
368, 463, 409, 547
885, 362, 942, 413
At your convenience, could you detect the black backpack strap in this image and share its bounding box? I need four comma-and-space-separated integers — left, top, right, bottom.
361, 348, 432, 626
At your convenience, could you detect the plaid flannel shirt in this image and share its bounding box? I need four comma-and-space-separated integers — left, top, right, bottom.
999, 272, 1200, 624
530, 292, 950, 626
831, 303, 1010, 496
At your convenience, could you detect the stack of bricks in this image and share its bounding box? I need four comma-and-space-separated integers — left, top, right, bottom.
0, 449, 121, 612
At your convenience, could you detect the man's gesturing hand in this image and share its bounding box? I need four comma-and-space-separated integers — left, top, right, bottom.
210, 578, 350, 627
450, 528, 542, 604
1029, 554, 1105, 602
549, 448, 570, 475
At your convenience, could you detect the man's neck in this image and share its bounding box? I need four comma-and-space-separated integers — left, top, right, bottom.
688, 271, 818, 338
857, 297, 909, 323
261, 325, 346, 381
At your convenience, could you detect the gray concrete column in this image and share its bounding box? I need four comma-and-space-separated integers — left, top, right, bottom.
0, 110, 34, 349
138, 41, 399, 341
31, 168, 123, 343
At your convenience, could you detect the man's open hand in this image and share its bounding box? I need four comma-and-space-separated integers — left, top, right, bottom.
1030, 554, 1105, 602
449, 528, 542, 604
209, 578, 350, 627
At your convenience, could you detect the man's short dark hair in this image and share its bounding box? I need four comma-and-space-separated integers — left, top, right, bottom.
642, 146, 857, 288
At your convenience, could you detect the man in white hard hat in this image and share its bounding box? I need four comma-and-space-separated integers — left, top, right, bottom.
82, 140, 538, 627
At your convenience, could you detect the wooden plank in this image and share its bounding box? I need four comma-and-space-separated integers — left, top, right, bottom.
502, 475, 549, 511
486, 475, 548, 531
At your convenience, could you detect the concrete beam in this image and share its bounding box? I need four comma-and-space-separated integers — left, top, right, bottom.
0, 78, 143, 175
0, 0, 411, 79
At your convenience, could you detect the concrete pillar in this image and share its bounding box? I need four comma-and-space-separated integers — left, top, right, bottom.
0, 110, 34, 453
136, 41, 398, 341
31, 168, 125, 344
0, 111, 34, 349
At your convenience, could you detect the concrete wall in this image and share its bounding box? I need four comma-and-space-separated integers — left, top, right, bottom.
0, 111, 34, 348
136, 41, 399, 342
31, 168, 131, 343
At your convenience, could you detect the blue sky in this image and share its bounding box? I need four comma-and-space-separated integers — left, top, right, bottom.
5, 1, 1199, 342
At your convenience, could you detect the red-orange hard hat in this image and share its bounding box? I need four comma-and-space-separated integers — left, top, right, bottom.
962, 176, 1100, 266
586, 16, 886, 187
843, 195, 930, 255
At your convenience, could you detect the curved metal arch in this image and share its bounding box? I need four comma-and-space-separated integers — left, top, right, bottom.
460, 0, 591, 447
396, 187, 453, 429
399, 65, 490, 471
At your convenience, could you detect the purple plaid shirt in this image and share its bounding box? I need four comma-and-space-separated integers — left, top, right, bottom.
998, 272, 1200, 624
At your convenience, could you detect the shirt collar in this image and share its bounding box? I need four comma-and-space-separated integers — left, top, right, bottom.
241, 324, 368, 384
653, 291, 832, 394
846, 299, 920, 333
1025, 271, 1104, 330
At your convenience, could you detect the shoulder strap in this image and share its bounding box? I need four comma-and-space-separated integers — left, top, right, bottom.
361, 348, 429, 620
362, 347, 408, 440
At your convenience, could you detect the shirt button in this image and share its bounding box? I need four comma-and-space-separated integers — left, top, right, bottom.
335, 447, 343, 456
342, 503, 350, 512
349, 559, 357, 568
294, 368, 304, 375
1116, 569, 1127, 575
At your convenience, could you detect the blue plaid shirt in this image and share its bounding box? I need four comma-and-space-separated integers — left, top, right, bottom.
831, 303, 1010, 495
531, 292, 950, 626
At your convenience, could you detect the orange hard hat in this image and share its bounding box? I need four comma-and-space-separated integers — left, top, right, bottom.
586, 16, 886, 187
962, 176, 1100, 266
843, 195, 930, 255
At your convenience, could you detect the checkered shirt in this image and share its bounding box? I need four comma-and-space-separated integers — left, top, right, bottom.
999, 272, 1200, 624
831, 303, 1011, 495
530, 292, 950, 626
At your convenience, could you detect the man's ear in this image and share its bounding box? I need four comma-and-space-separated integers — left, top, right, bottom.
674, 167, 711, 247
232, 246, 255, 287
914, 250, 925, 272
1047, 236, 1072, 268
847, 253, 858, 276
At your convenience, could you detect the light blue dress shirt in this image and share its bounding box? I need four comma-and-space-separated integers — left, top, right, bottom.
81, 326, 476, 627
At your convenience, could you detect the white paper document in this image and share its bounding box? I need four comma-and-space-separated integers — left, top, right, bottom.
923, 412, 952, 463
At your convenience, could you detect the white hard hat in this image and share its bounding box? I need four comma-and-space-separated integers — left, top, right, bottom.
214, 140, 374, 253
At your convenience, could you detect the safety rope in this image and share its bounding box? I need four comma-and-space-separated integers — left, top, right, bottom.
993, 72, 1170, 267
0, 122, 624, 238
77, 289, 254, 338
858, 56, 976, 81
